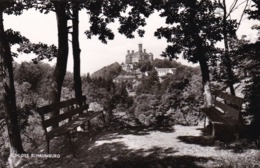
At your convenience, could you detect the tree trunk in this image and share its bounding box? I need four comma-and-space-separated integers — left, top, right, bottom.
49, 1, 69, 127
0, 5, 25, 167
188, 0, 213, 108
199, 57, 213, 108
222, 0, 236, 96
72, 2, 83, 100
49, 1, 68, 102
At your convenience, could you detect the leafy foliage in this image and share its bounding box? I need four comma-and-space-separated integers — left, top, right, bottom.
18, 42, 58, 63
82, 76, 133, 125
236, 0, 260, 138
4, 0, 54, 15
152, 0, 224, 63
152, 58, 181, 68
246, 0, 260, 20
136, 61, 153, 73
5, 28, 29, 45
136, 68, 160, 95
13, 62, 52, 98
5, 28, 58, 62
236, 41, 260, 137
129, 60, 203, 126
84, 0, 153, 42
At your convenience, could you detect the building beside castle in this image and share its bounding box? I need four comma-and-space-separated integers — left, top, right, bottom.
155, 67, 176, 77
125, 44, 153, 64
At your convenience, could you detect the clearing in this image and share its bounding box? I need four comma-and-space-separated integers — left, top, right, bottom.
19, 123, 260, 168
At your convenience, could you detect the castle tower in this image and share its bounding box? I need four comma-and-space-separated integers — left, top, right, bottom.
125, 44, 153, 64
126, 50, 132, 64
138, 43, 142, 53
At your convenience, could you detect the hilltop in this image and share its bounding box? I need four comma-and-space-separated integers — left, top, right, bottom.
91, 62, 122, 80
91, 58, 190, 80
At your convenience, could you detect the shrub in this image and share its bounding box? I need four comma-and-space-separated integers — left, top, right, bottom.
218, 154, 260, 168
21, 111, 45, 152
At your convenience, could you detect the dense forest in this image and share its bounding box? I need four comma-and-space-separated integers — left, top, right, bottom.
0, 0, 259, 167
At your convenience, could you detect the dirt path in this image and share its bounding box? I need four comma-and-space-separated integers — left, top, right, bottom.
90, 124, 259, 167
21, 124, 260, 168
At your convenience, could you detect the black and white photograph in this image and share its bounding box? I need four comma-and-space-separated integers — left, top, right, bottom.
0, 0, 259, 167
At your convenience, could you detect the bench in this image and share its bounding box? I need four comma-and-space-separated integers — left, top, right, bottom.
34, 96, 106, 155
200, 90, 243, 139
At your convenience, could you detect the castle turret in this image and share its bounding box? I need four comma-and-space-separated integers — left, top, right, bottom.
138, 43, 142, 53
149, 53, 153, 61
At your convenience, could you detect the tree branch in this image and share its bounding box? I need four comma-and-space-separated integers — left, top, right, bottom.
227, 0, 250, 18
237, 0, 250, 29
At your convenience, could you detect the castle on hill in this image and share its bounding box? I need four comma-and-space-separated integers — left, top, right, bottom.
125, 44, 153, 64
116, 43, 176, 84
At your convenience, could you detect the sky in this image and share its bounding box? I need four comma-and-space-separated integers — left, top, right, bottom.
3, 1, 259, 75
